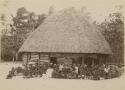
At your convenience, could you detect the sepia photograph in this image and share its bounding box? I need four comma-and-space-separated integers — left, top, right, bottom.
0, 0, 124, 90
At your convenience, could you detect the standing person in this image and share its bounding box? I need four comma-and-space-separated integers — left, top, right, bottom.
45, 65, 54, 78
99, 64, 105, 78
104, 65, 110, 79
77, 64, 81, 74
74, 65, 79, 78
72, 64, 76, 71
59, 63, 64, 72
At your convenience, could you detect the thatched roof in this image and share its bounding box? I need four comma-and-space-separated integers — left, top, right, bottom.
19, 8, 112, 54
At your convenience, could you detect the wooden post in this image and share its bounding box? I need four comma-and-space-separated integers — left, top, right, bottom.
82, 56, 84, 66
15, 53, 18, 61
99, 56, 102, 65
25, 53, 29, 70
12, 50, 16, 62
99, 58, 102, 65
30, 52, 31, 60
27, 53, 28, 64
0, 41, 1, 62
92, 59, 94, 66
49, 53, 51, 63
39, 53, 40, 60
38, 53, 40, 74
38, 53, 40, 64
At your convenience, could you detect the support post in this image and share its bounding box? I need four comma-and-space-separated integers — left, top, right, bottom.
38, 53, 40, 64
38, 53, 40, 73
92, 59, 94, 67
82, 55, 84, 66
39, 53, 40, 60
99, 56, 102, 65
30, 52, 31, 60
25, 53, 29, 70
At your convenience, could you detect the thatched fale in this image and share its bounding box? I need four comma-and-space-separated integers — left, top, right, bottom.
19, 8, 112, 54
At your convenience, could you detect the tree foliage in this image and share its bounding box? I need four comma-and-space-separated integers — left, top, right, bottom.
100, 7, 124, 64
1, 7, 46, 61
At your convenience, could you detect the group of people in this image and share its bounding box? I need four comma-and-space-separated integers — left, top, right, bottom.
49, 63, 120, 80
6, 62, 121, 80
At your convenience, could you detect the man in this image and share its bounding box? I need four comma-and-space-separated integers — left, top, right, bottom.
59, 63, 64, 72
104, 65, 110, 79
74, 65, 79, 78
45, 65, 54, 78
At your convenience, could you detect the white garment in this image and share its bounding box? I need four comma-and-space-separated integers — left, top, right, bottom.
104, 68, 109, 73
46, 68, 53, 78
75, 66, 78, 74
59, 65, 63, 71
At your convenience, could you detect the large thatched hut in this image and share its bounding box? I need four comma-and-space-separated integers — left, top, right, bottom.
18, 8, 112, 66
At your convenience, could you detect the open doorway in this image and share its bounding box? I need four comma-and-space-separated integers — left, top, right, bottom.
94, 59, 99, 65
50, 57, 57, 64
84, 57, 92, 67
72, 57, 83, 65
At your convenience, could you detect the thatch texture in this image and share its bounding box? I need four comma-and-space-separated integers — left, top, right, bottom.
19, 8, 112, 54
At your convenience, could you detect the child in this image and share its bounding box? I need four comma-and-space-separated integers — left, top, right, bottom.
6, 71, 13, 79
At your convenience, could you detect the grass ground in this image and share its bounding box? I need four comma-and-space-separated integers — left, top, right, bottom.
0, 62, 125, 90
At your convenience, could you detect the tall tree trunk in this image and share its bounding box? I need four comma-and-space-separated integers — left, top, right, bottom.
0, 35, 1, 63
12, 55, 15, 62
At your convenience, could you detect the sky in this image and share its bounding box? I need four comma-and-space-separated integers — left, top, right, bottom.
0, 0, 124, 23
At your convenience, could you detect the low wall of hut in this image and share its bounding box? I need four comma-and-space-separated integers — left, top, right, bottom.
21, 52, 110, 66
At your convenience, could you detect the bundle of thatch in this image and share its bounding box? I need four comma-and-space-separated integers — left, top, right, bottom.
19, 8, 111, 54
